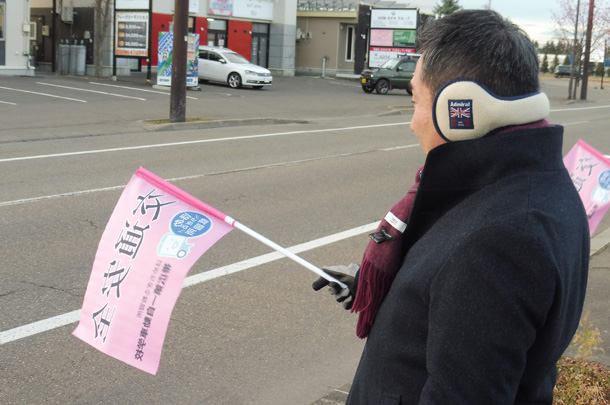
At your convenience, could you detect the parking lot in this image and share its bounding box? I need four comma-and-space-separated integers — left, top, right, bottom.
0, 71, 421, 143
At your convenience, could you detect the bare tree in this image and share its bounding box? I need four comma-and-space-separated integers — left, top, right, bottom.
93, 0, 113, 78
552, 0, 610, 98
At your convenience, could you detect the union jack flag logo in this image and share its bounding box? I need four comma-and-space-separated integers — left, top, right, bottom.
450, 107, 471, 118
448, 100, 474, 130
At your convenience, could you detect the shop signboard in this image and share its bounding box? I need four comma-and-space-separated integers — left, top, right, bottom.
370, 30, 393, 47
369, 47, 415, 68
209, 0, 233, 16
157, 32, 199, 87
393, 30, 416, 47
233, 0, 273, 20
115, 11, 149, 57
370, 30, 416, 47
186, 34, 200, 87
370, 9, 417, 29
116, 0, 148, 9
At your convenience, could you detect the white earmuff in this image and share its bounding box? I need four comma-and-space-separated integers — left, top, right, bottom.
432, 80, 550, 142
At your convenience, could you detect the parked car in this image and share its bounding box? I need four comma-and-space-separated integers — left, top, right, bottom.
360, 55, 420, 95
197, 46, 272, 89
554, 65, 573, 78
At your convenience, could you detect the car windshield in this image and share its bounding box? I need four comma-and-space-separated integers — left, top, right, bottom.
380, 59, 401, 69
223, 52, 249, 64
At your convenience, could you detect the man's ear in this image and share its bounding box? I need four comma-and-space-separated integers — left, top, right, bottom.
432, 80, 550, 142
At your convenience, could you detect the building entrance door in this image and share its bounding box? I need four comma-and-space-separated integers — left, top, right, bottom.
251, 35, 268, 67
250, 23, 269, 67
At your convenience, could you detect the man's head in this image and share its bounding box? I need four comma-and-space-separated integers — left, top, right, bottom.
410, 10, 540, 154
417, 9, 539, 98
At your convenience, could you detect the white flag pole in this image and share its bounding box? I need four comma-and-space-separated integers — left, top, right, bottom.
136, 168, 349, 290
225, 216, 349, 290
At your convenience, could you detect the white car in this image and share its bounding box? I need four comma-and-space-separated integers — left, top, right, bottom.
197, 46, 272, 89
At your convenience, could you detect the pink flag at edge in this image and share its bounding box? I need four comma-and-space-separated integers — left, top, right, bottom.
563, 140, 610, 236
73, 167, 234, 375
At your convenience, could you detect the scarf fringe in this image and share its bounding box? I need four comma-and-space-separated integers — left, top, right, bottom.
351, 259, 396, 339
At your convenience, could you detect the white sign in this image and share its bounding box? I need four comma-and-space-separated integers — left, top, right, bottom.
371, 9, 418, 29
369, 47, 415, 68
116, 0, 149, 10
233, 0, 273, 20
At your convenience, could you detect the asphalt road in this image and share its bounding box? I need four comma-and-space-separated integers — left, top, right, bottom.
1, 73, 610, 404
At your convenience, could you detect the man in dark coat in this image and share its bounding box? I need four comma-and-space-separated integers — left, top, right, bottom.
314, 10, 589, 404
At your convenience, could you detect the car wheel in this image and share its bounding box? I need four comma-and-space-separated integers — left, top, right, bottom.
406, 84, 413, 96
228, 73, 242, 88
362, 84, 374, 93
375, 79, 390, 95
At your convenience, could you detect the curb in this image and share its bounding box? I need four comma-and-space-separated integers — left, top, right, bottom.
142, 117, 309, 132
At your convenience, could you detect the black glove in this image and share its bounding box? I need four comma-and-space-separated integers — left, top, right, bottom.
312, 264, 360, 310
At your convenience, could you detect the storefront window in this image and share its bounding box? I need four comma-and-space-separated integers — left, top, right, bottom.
346, 26, 355, 62
207, 19, 227, 47
0, 3, 5, 40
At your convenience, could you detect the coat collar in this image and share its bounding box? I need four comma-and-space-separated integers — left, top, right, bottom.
420, 125, 565, 192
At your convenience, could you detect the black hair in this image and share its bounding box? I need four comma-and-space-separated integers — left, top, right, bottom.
417, 10, 539, 98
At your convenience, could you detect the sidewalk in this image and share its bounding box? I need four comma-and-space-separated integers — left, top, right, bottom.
312, 225, 610, 404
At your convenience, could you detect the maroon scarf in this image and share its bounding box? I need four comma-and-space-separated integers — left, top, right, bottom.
351, 166, 423, 338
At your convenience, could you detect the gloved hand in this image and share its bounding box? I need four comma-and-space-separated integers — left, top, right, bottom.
312, 263, 360, 310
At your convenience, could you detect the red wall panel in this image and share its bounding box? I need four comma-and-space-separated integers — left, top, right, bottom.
194, 17, 208, 47
228, 20, 252, 61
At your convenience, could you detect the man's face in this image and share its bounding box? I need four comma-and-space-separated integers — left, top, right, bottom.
410, 57, 446, 155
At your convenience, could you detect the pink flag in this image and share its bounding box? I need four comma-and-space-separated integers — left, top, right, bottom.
563, 140, 610, 236
73, 167, 234, 375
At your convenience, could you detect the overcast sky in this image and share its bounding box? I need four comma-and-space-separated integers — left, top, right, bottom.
407, 0, 560, 44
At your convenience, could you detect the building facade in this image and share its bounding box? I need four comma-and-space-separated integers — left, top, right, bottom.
295, 9, 358, 77
25, 0, 296, 76
0, 0, 35, 76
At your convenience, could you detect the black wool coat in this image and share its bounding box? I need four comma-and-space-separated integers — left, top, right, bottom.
347, 126, 590, 404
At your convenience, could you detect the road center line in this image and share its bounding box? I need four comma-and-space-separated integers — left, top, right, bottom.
3, 222, 610, 346
0, 222, 379, 345
0, 145, 419, 208
0, 122, 411, 163
550, 104, 610, 112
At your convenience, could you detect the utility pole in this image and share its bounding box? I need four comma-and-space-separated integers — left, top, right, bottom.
169, 0, 188, 123
568, 0, 581, 100
580, 0, 595, 100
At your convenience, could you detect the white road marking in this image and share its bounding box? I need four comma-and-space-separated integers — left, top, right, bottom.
0, 100, 17, 105
562, 121, 589, 126
3, 222, 609, 345
551, 104, 610, 112
0, 146, 419, 208
89, 82, 199, 100
37, 82, 147, 101
0, 222, 379, 345
0, 85, 87, 103
0, 122, 411, 163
